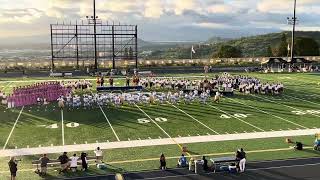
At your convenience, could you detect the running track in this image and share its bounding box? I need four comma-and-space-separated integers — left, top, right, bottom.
68, 157, 320, 180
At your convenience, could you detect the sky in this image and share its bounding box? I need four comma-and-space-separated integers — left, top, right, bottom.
0, 0, 319, 42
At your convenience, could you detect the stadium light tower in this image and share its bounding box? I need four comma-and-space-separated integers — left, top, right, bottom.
287, 0, 297, 62
86, 0, 100, 71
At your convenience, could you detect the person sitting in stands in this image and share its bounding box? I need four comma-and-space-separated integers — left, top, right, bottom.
177, 154, 188, 167
159, 153, 166, 170
228, 163, 237, 173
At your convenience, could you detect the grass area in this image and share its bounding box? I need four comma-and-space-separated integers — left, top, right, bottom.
0, 72, 319, 179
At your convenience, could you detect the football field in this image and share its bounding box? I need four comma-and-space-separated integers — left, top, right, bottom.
0, 72, 319, 151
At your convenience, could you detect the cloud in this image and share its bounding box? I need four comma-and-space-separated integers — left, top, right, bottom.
0, 8, 43, 24
144, 0, 164, 18
0, 0, 319, 41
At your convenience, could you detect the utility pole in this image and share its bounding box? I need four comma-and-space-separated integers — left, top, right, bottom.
93, 0, 98, 71
287, 0, 297, 62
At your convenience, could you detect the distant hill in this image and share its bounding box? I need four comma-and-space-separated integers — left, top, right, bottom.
142, 31, 320, 59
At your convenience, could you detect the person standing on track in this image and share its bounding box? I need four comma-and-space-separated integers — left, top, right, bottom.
8, 157, 18, 180
239, 148, 246, 173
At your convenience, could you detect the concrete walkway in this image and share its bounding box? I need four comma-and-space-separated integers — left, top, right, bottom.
1, 128, 319, 157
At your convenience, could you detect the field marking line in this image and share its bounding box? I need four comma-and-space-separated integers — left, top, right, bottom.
1, 82, 12, 93
226, 97, 308, 129
90, 91, 120, 141
285, 89, 320, 97
168, 102, 220, 135
97, 105, 120, 141
2, 106, 24, 150
253, 94, 320, 118
134, 103, 191, 156
1, 128, 320, 157
206, 104, 265, 132
282, 94, 320, 106
61, 109, 65, 146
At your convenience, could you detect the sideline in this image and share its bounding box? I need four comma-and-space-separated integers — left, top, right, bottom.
1, 128, 319, 157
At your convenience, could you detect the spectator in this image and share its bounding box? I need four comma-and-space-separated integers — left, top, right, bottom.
239, 148, 246, 173
228, 163, 237, 173
202, 156, 208, 171
8, 157, 18, 180
177, 154, 188, 167
70, 154, 79, 172
81, 152, 88, 171
159, 153, 166, 170
235, 149, 241, 172
126, 76, 130, 86
58, 152, 70, 174
94, 147, 103, 164
39, 154, 49, 176
101, 76, 105, 87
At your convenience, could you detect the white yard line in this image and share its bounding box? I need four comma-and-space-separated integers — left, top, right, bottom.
253, 95, 320, 118
2, 106, 24, 150
282, 94, 320, 106
227, 97, 308, 129
61, 110, 65, 146
169, 102, 220, 135
207, 104, 265, 132
1, 128, 320, 157
98, 105, 120, 141
1, 82, 12, 92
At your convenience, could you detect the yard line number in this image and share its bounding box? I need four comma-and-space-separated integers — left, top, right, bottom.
138, 117, 168, 124
42, 122, 80, 129
220, 114, 250, 119
292, 110, 320, 115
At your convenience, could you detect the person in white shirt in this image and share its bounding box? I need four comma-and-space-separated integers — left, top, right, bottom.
70, 154, 79, 172
94, 147, 103, 164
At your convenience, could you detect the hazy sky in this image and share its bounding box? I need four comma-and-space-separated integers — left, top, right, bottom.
0, 0, 319, 41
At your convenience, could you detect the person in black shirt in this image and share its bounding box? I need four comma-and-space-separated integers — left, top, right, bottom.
8, 157, 18, 180
159, 153, 166, 170
81, 152, 88, 171
202, 156, 208, 171
239, 148, 246, 173
126, 76, 130, 87
58, 152, 70, 174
